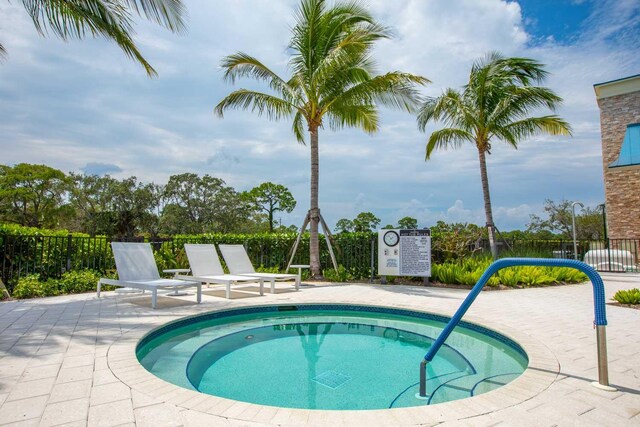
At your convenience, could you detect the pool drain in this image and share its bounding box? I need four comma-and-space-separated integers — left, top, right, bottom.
313, 371, 351, 389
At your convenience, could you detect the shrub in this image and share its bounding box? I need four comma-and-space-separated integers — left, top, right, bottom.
59, 270, 102, 294
613, 288, 640, 305
430, 256, 586, 288
12, 270, 105, 299
12, 274, 56, 299
324, 265, 352, 282
430, 221, 484, 262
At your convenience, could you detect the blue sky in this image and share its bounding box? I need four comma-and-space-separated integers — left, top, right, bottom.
0, 0, 639, 231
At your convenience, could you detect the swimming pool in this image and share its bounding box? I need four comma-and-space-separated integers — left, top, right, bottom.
136, 304, 528, 410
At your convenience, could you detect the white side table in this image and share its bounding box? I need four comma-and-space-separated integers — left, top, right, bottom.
288, 264, 310, 286
163, 268, 191, 295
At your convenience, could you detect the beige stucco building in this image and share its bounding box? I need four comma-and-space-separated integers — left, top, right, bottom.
594, 74, 640, 240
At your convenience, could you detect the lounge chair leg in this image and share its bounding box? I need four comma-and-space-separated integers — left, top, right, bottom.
97, 281, 101, 298
259, 279, 264, 296
271, 280, 276, 294
226, 283, 231, 299
197, 284, 202, 304
152, 289, 157, 309
295, 276, 300, 291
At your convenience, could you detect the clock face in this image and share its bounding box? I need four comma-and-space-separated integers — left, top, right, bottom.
383, 230, 399, 247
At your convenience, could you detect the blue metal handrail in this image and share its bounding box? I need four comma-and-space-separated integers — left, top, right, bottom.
418, 258, 611, 398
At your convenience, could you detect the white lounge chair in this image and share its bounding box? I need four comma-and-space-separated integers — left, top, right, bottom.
179, 244, 264, 299
219, 244, 299, 293
98, 242, 201, 309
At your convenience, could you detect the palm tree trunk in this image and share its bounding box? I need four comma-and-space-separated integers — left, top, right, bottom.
309, 127, 322, 278
478, 149, 498, 259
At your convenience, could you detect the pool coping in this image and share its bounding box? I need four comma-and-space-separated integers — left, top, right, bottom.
106, 300, 559, 425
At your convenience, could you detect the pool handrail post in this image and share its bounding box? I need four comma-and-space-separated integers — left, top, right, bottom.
418, 258, 613, 399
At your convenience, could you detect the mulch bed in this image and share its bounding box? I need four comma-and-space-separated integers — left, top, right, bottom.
607, 302, 640, 310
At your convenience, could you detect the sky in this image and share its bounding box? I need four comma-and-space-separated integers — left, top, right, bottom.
0, 0, 639, 232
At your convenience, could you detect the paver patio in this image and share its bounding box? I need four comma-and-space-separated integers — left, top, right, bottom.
0, 273, 639, 426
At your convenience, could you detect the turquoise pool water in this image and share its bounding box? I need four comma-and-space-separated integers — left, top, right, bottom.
136, 305, 528, 410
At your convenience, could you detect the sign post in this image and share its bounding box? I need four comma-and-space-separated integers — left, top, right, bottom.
378, 229, 431, 280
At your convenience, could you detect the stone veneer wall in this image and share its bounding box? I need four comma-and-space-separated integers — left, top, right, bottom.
597, 90, 640, 239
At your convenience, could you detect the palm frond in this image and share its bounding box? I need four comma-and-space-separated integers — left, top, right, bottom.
19, 0, 186, 76
292, 111, 307, 144
220, 52, 298, 102
121, 0, 185, 32
488, 86, 564, 125
426, 128, 474, 159
417, 88, 474, 131
328, 71, 428, 115
502, 116, 572, 141
214, 89, 297, 121
325, 104, 378, 133
221, 53, 282, 85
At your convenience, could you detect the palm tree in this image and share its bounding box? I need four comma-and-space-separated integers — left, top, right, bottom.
215, 0, 428, 278
1, 0, 185, 77
417, 52, 571, 259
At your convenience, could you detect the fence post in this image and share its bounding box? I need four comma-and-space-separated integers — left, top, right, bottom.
369, 236, 375, 283
66, 234, 73, 272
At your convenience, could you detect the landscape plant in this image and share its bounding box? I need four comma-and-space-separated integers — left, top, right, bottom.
613, 288, 640, 305
430, 257, 587, 288
1, 0, 186, 76
11, 269, 107, 299
215, 0, 428, 278
418, 52, 572, 259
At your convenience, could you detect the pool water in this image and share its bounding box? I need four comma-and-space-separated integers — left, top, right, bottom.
137, 305, 528, 410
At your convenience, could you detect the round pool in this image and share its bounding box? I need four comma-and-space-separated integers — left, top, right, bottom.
136, 305, 528, 410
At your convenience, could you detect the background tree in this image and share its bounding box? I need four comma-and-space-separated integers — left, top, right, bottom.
528, 199, 605, 240
245, 182, 296, 232
417, 52, 571, 259
1, 0, 186, 77
0, 163, 68, 228
397, 216, 418, 229
334, 218, 354, 233
212, 186, 259, 233
162, 173, 228, 234
162, 173, 255, 234
215, 0, 428, 278
109, 177, 158, 238
352, 212, 380, 232
68, 173, 118, 235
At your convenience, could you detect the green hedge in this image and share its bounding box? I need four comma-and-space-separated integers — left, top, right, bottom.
12, 270, 110, 299
2, 224, 593, 298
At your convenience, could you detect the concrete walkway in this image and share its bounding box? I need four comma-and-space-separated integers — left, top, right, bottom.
0, 273, 639, 426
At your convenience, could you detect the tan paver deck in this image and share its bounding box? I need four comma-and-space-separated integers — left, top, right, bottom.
1, 273, 639, 426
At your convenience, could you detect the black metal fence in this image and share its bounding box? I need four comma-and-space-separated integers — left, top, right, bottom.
481, 237, 640, 271
1, 233, 638, 294
0, 233, 376, 293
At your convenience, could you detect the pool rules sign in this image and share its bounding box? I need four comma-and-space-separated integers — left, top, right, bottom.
378, 229, 431, 277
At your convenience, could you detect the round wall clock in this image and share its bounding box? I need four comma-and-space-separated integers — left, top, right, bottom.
383, 230, 399, 247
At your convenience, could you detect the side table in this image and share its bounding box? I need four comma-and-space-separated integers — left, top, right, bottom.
288, 264, 310, 286
163, 268, 191, 295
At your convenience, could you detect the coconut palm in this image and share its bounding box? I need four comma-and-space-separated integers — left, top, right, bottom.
215, 0, 428, 278
417, 52, 571, 259
1, 0, 185, 77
